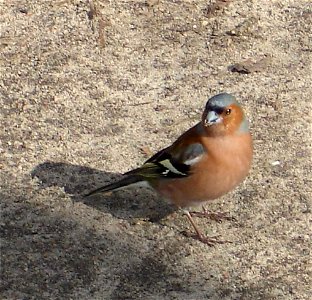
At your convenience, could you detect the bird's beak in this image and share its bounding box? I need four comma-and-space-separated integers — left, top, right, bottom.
204, 111, 222, 127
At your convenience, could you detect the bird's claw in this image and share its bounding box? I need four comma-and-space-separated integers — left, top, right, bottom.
194, 234, 232, 246
182, 231, 232, 246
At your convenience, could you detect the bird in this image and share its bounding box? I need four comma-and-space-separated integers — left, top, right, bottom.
85, 93, 253, 245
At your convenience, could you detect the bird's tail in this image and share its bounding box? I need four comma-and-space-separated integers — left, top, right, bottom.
84, 175, 143, 197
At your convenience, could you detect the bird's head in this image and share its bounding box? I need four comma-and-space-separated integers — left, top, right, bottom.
202, 93, 249, 136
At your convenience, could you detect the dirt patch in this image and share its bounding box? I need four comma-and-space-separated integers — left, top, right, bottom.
1, 0, 311, 299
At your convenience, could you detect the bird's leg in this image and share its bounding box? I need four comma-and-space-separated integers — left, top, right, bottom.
183, 210, 229, 246
189, 205, 235, 223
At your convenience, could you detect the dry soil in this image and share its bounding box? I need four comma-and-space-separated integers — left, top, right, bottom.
1, 0, 312, 299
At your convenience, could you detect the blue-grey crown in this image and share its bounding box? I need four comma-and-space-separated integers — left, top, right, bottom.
206, 93, 239, 110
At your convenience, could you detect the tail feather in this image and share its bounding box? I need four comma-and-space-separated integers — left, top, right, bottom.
84, 175, 143, 197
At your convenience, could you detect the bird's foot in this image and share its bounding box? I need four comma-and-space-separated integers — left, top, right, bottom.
195, 234, 231, 247
190, 210, 235, 223
183, 231, 231, 246
182, 210, 232, 246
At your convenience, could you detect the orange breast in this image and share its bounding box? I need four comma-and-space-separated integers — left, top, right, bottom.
154, 133, 253, 208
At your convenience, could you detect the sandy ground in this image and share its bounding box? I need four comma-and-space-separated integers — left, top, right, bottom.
1, 0, 312, 299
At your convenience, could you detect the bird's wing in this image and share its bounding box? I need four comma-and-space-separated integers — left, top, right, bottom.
85, 124, 207, 196
125, 141, 206, 179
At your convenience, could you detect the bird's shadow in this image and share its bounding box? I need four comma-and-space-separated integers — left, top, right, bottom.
31, 161, 175, 222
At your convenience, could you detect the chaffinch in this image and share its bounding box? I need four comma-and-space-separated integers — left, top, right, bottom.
85, 93, 253, 245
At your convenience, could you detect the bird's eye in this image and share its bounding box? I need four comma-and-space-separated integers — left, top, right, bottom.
225, 109, 231, 115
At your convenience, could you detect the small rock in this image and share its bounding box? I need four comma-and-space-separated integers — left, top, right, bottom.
229, 56, 272, 74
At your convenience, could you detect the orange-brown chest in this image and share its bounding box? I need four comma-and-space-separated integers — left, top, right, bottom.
155, 133, 253, 208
